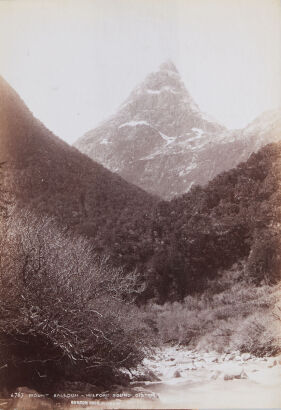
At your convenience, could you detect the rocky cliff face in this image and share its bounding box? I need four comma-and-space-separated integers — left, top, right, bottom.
75, 61, 281, 199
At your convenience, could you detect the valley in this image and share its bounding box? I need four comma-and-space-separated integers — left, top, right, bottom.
0, 68, 280, 408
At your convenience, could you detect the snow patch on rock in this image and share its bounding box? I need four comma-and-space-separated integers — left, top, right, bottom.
119, 120, 149, 128
100, 138, 111, 145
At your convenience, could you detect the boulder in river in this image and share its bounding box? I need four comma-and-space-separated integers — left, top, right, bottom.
185, 363, 197, 371
140, 369, 161, 382
224, 374, 235, 381
238, 369, 248, 379
223, 368, 248, 381
241, 353, 251, 361
224, 353, 236, 361
210, 370, 222, 380
268, 360, 278, 368
173, 370, 181, 378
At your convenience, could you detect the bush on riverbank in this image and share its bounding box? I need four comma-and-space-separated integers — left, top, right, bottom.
0, 209, 151, 393
141, 262, 281, 356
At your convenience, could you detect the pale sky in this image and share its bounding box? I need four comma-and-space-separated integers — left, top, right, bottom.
0, 0, 280, 144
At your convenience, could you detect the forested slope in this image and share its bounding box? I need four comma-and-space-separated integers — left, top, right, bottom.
0, 76, 157, 249
1, 76, 280, 303
147, 142, 281, 300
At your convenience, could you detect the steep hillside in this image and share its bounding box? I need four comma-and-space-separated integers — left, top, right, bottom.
75, 62, 281, 199
1, 76, 280, 303
147, 141, 281, 300
0, 76, 156, 258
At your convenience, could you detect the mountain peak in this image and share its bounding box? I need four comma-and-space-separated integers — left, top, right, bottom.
75, 61, 228, 199
159, 60, 179, 73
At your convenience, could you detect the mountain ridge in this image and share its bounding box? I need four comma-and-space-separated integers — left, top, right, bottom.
0, 75, 157, 257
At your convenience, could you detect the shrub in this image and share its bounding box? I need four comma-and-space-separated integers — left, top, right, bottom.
231, 312, 281, 356
142, 264, 281, 355
0, 209, 151, 392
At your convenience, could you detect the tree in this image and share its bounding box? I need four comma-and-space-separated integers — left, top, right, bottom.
246, 227, 281, 284
0, 208, 150, 392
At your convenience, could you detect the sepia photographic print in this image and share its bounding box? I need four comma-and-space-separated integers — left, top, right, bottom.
0, 0, 281, 408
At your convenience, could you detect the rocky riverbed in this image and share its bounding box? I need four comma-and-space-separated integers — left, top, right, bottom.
3, 346, 281, 409
131, 345, 281, 408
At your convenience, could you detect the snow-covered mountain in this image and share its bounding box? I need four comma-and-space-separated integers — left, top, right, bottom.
75, 61, 281, 199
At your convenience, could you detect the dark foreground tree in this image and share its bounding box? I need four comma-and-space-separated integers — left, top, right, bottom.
0, 209, 150, 393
